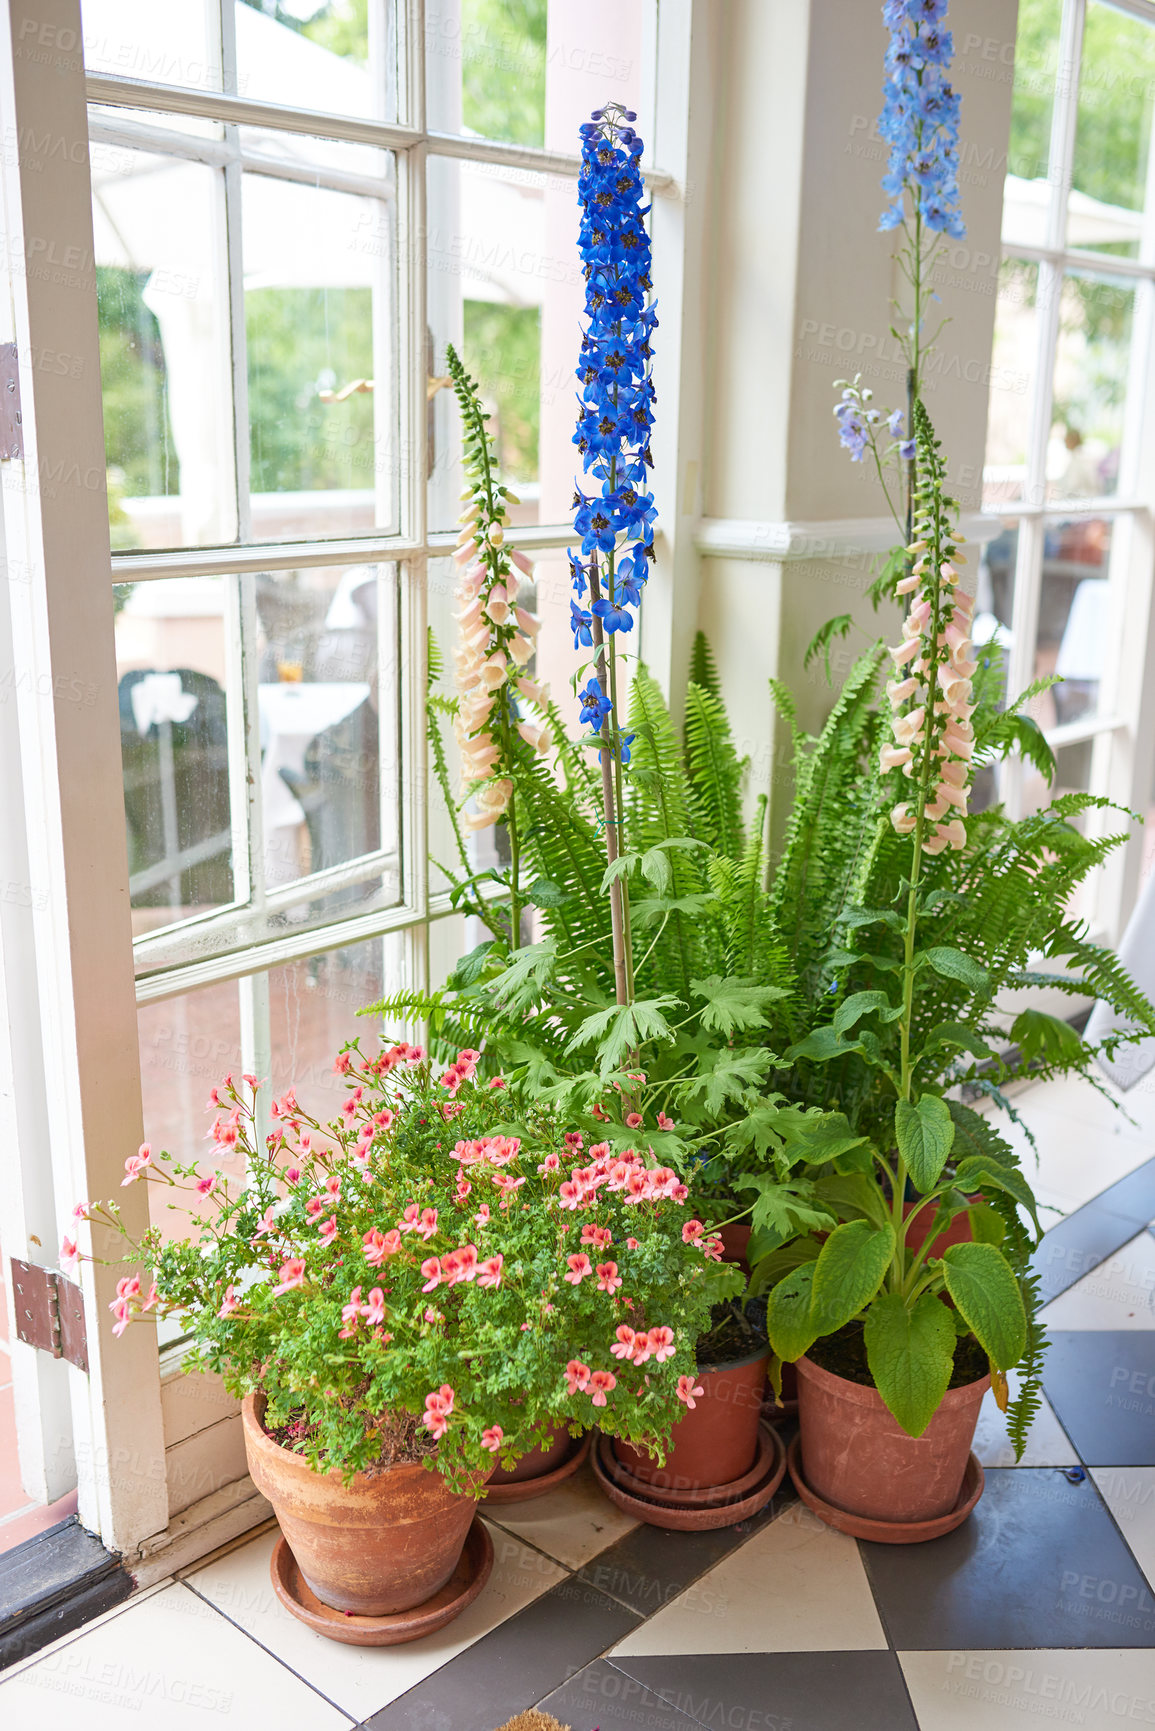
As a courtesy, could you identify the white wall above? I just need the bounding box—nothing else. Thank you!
[695,0,1019,827]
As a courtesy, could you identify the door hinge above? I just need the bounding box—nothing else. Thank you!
[0,343,22,461]
[9,1258,89,1372]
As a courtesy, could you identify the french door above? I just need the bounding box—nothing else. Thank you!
[0,0,696,1570]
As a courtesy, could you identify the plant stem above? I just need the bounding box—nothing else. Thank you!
[588,556,631,1009]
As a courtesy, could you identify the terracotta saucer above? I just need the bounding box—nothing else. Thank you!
[591,1425,786,1531]
[482,1432,591,1504]
[786,1435,985,1544]
[605,1422,778,1508]
[269,1515,494,1646]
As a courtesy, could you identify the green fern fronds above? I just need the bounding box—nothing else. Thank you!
[684,683,747,859]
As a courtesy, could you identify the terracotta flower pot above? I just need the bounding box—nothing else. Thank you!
[902,1193,980,1255]
[488,1429,574,1486]
[242,1393,483,1616]
[795,1353,989,1523]
[717,1221,752,1268]
[613,1344,769,1493]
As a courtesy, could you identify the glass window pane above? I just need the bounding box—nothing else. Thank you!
[1035,516,1115,726]
[267,939,393,1127]
[975,521,1019,653]
[255,563,395,889]
[93,149,235,548]
[138,979,243,1240]
[983,260,1037,510]
[234,0,398,122]
[1002,0,1062,247]
[427,0,548,142]
[1050,271,1133,501]
[82,0,221,90]
[1068,0,1155,259]
[242,163,397,541]
[426,1,651,530]
[116,577,235,937]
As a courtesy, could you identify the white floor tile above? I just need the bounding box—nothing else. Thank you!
[1091,1467,1155,1588]
[900,1649,1155,1729]
[484,1464,637,1568]
[0,1580,350,1728]
[0,1582,172,1682]
[997,1105,1152,1217]
[186,1519,565,1720]
[972,1371,1079,1468]
[610,1502,886,1655]
[1040,1231,1155,1330]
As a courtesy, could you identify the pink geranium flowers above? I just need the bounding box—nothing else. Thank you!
[87,1040,735,1491]
[422,1384,455,1439]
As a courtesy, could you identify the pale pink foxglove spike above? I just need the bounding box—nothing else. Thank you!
[516,675,548,706]
[514,606,541,638]
[479,656,508,690]
[510,548,534,576]
[940,759,968,787]
[922,832,949,856]
[938,781,968,811]
[880,744,913,772]
[887,675,920,707]
[896,572,920,594]
[452,541,480,564]
[924,792,951,823]
[462,808,501,833]
[484,585,511,625]
[891,804,917,834]
[936,818,967,850]
[507,635,535,667]
[893,706,925,746]
[477,778,513,812]
[890,637,921,668]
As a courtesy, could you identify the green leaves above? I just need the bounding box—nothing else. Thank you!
[489,939,558,1012]
[525,878,570,909]
[809,1221,895,1335]
[864,1294,957,1437]
[833,990,901,1036]
[1010,1008,1085,1068]
[599,837,707,898]
[680,1047,775,1115]
[785,1025,864,1065]
[920,1022,996,1064]
[734,1174,836,1244]
[923,946,990,994]
[895,1095,955,1192]
[765,1263,820,1363]
[940,1242,1027,1369]
[691,976,790,1036]
[952,1156,1040,1235]
[566,995,681,1078]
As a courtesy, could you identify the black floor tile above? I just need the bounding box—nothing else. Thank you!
[861,1467,1155,1648]
[537,1659,705,1729]
[356,1576,641,1730]
[1033,1204,1151,1301]
[576,1497,785,1618]
[1095,1158,1155,1227]
[1045,1329,1155,1465]
[608,1652,919,1731]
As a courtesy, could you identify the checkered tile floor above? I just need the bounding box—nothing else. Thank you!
[4,1071,1155,1730]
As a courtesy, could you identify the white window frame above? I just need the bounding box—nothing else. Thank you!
[995,0,1155,940]
[0,0,708,1572]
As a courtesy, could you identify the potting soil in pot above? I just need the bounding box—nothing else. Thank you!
[806,1319,987,1389]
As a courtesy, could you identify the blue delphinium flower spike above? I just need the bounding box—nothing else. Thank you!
[878,0,965,239]
[567,101,658,756]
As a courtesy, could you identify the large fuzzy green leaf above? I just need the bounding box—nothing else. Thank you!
[864,1293,956,1437]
